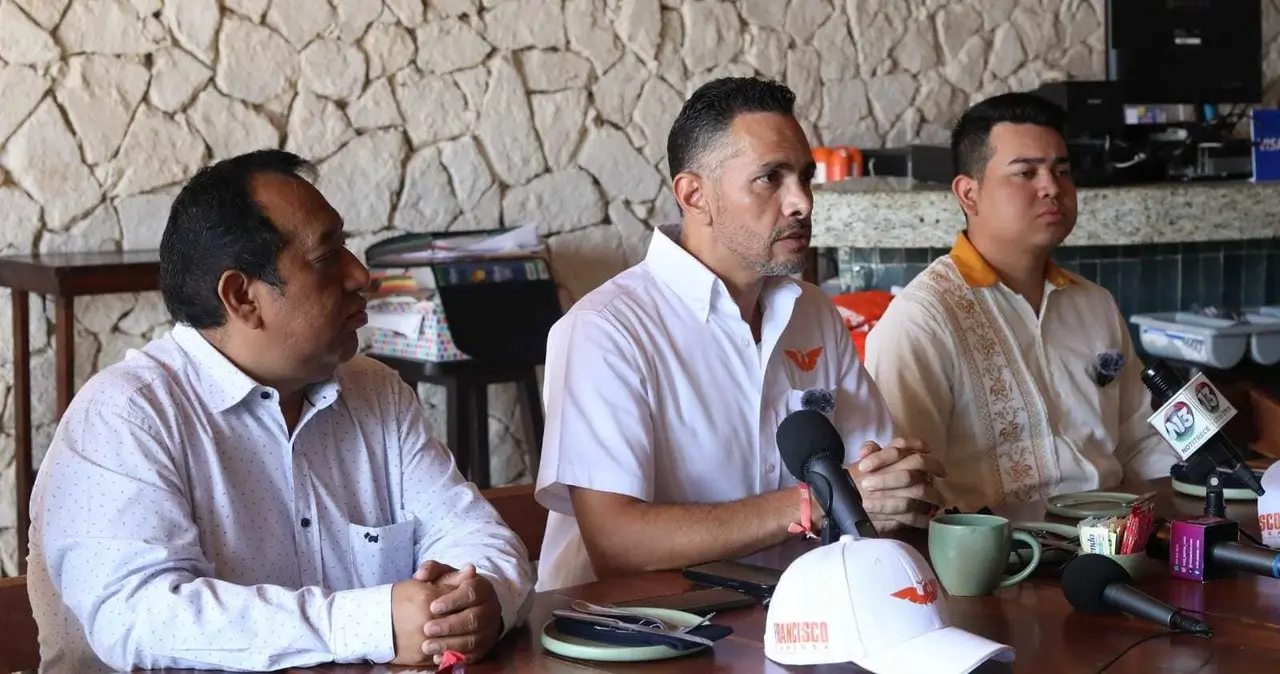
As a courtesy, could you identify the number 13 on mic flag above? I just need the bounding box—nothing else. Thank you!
[1147,372,1238,461]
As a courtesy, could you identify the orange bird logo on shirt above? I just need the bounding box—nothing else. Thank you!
[890,579,939,605]
[784,347,823,372]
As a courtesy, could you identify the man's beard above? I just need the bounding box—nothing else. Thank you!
[712,210,808,277]
[752,251,805,277]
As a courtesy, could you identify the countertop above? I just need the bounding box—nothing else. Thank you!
[811,177,1280,248]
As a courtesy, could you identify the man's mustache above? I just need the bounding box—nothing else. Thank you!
[771,221,812,241]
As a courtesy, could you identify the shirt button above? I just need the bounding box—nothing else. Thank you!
[300,517,312,528]
[767,463,777,474]
[260,391,271,400]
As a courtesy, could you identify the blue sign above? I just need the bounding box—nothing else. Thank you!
[1251,109,1280,181]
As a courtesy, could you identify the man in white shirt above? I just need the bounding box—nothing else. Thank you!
[534,77,946,591]
[864,93,1177,511]
[27,150,533,673]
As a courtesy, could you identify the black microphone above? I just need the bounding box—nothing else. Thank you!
[776,409,877,539]
[1146,519,1280,580]
[1061,554,1212,636]
[1140,360,1264,496]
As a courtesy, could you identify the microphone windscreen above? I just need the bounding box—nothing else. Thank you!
[799,388,836,415]
[776,409,844,479]
[1061,553,1132,613]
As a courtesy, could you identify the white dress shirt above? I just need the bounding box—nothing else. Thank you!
[864,234,1177,511]
[28,325,534,673]
[534,225,896,591]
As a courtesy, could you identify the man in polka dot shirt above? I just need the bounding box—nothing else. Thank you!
[26,150,534,672]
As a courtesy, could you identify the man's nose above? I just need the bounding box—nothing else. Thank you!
[785,179,812,219]
[345,249,371,291]
[1039,173,1061,199]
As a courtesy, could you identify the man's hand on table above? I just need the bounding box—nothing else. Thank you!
[406,561,504,665]
[389,575,452,666]
[849,438,947,532]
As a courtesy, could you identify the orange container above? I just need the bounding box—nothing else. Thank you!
[844,147,864,177]
[812,147,831,184]
[829,148,850,181]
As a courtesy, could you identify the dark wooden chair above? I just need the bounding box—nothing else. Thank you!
[0,250,161,573]
[0,575,38,672]
[481,484,549,559]
[375,355,543,489]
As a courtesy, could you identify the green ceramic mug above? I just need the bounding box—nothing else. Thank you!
[928,514,1042,597]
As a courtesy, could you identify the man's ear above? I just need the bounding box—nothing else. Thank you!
[951,173,980,218]
[672,172,709,223]
[217,270,265,330]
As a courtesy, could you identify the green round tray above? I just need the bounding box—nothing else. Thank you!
[1045,491,1141,519]
[540,607,710,663]
[1172,473,1262,501]
[1011,520,1080,566]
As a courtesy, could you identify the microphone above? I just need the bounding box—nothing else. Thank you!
[1061,554,1212,636]
[1146,519,1280,580]
[1140,360,1264,496]
[776,409,878,539]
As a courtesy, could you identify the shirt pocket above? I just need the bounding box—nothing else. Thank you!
[347,514,416,587]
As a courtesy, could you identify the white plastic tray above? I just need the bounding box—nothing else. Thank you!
[1130,312,1256,368]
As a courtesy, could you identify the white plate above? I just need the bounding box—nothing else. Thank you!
[540,607,711,663]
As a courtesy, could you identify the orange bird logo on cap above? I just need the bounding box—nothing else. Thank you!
[890,579,939,605]
[784,347,823,372]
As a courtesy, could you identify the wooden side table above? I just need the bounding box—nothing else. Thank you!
[0,251,160,573]
[372,355,544,489]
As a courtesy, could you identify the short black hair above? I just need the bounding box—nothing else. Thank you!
[160,149,316,329]
[950,92,1067,179]
[667,77,797,179]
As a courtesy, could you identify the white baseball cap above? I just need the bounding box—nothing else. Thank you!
[764,536,1015,673]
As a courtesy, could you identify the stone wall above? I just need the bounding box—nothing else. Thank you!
[2,0,1280,574]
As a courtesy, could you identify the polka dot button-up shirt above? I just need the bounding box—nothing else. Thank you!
[27,324,534,673]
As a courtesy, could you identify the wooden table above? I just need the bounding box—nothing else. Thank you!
[0,251,160,573]
[150,479,1280,672]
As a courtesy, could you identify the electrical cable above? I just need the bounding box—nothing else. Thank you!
[1239,529,1265,548]
[1094,601,1218,672]
[1095,630,1180,673]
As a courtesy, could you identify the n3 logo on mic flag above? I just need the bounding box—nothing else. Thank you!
[1147,372,1238,461]
[1162,402,1196,443]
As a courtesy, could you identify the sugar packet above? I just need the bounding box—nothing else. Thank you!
[1079,516,1119,554]
[1119,492,1158,554]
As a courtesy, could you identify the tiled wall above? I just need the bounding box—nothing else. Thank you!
[833,239,1280,321]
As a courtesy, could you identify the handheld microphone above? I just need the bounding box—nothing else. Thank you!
[1061,554,1212,636]
[1140,360,1264,496]
[776,409,878,539]
[1146,519,1280,580]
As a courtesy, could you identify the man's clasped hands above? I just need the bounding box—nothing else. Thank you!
[850,437,948,532]
[391,561,505,666]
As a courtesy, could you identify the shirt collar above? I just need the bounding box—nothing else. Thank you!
[949,231,1074,290]
[171,324,341,413]
[645,224,802,321]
